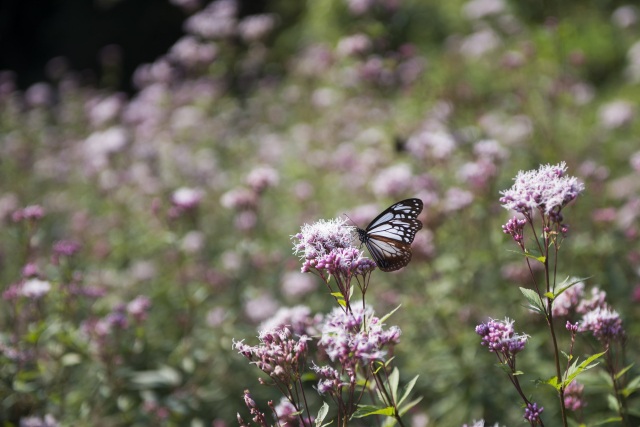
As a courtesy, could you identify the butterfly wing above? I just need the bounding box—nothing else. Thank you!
[364,237,413,272]
[358,198,423,272]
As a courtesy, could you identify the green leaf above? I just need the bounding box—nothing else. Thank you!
[606,393,619,411]
[130,366,182,388]
[523,251,545,263]
[13,380,38,393]
[544,376,560,390]
[591,417,623,426]
[61,352,82,366]
[352,405,395,417]
[388,367,399,403]
[398,396,423,416]
[563,351,605,388]
[330,291,347,307]
[315,402,330,427]
[625,374,640,393]
[553,276,591,298]
[301,372,318,382]
[614,363,634,380]
[519,287,545,314]
[628,405,640,417]
[379,304,402,324]
[398,375,419,407]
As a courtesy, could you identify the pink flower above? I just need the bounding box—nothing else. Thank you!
[127,295,152,322]
[238,14,276,42]
[21,279,52,299]
[246,166,279,192]
[172,187,204,209]
[13,205,45,222]
[499,162,584,216]
[598,100,635,129]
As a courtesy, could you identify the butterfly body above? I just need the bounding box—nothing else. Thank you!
[356,198,423,272]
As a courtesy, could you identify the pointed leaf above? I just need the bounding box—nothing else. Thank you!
[352,405,395,418]
[592,417,623,426]
[553,276,591,298]
[563,351,605,387]
[544,375,560,391]
[398,375,419,407]
[398,396,423,416]
[315,402,330,427]
[625,374,640,392]
[389,368,399,403]
[523,251,545,263]
[614,363,634,381]
[384,356,396,367]
[379,304,402,324]
[519,287,545,314]
[607,394,619,411]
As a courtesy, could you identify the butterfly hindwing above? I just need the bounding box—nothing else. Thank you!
[356,198,423,272]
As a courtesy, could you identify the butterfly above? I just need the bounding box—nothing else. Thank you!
[356,198,423,272]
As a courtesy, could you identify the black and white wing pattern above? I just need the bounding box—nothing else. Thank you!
[356,198,423,272]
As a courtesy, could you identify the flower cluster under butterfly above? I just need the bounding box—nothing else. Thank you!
[355,198,423,272]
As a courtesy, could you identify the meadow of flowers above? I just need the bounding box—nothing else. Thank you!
[1,0,640,425]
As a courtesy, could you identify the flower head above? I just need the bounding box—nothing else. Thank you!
[21,279,52,299]
[53,240,81,257]
[315,246,376,276]
[233,327,310,386]
[564,380,586,411]
[127,295,152,322]
[523,402,544,423]
[311,363,344,395]
[579,306,625,343]
[273,396,313,426]
[292,218,355,270]
[319,306,401,374]
[475,317,528,357]
[499,162,584,218]
[171,187,204,210]
[246,165,279,193]
[258,305,320,337]
[12,205,45,222]
[576,286,607,314]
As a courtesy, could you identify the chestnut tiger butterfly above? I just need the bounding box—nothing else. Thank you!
[356,198,423,272]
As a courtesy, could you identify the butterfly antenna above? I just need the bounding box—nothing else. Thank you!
[343,213,356,226]
[343,213,365,247]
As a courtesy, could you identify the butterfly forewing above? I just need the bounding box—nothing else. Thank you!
[356,198,423,272]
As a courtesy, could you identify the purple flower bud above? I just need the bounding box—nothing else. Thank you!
[566,321,579,333]
[564,381,586,411]
[502,216,527,244]
[523,402,544,422]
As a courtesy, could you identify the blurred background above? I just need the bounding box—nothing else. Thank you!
[0,0,639,425]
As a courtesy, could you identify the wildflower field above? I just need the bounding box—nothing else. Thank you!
[2,0,640,426]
